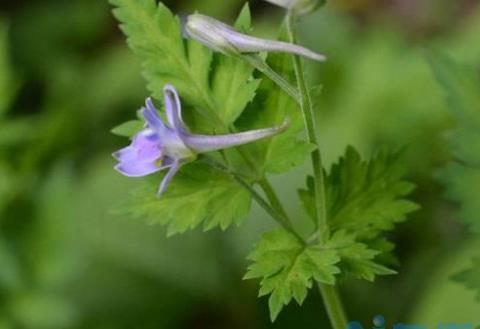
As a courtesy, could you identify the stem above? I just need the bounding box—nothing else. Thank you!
[285,13,328,241]
[258,177,290,221]
[286,12,349,329]
[201,155,303,242]
[318,284,349,329]
[241,54,301,104]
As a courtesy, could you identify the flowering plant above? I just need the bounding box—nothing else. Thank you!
[110,0,419,324]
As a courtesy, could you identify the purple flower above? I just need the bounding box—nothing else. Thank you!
[185,14,326,61]
[114,85,288,197]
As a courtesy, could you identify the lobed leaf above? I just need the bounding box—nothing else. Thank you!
[299,147,419,239]
[121,162,252,235]
[429,52,480,298]
[110,0,261,130]
[244,229,340,321]
[324,231,396,281]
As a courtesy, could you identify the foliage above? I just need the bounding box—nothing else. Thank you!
[244,229,340,321]
[300,147,418,243]
[122,162,252,235]
[245,147,416,319]
[109,0,313,234]
[430,52,480,300]
[4,0,479,327]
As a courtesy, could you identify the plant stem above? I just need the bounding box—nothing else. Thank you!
[318,284,349,329]
[200,155,303,242]
[258,177,290,222]
[286,12,348,329]
[285,13,328,241]
[241,53,301,104]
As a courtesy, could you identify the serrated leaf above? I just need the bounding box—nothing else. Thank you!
[429,53,480,298]
[110,0,214,116]
[121,162,252,234]
[300,147,419,239]
[244,229,340,321]
[324,231,396,281]
[327,147,418,238]
[111,120,143,137]
[429,53,480,233]
[110,0,261,131]
[298,147,415,280]
[452,257,480,301]
[439,163,480,233]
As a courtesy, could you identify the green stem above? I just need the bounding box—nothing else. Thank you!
[286,13,328,240]
[258,177,290,224]
[286,12,348,329]
[318,284,349,329]
[241,54,301,104]
[201,155,302,242]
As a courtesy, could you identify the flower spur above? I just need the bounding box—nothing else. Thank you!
[113,85,288,197]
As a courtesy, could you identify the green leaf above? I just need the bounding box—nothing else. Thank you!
[121,162,252,235]
[429,53,480,233]
[110,0,217,124]
[238,42,314,174]
[324,231,396,281]
[440,163,480,233]
[111,120,143,137]
[300,147,419,239]
[452,257,480,301]
[429,53,480,298]
[326,147,418,238]
[244,229,340,321]
[428,52,480,141]
[110,0,261,130]
[297,147,415,281]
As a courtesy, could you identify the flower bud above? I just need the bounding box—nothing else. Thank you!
[185,14,326,61]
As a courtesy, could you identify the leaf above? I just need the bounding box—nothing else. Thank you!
[237,39,314,174]
[452,257,480,301]
[110,0,261,130]
[110,0,207,108]
[324,231,396,281]
[429,52,480,298]
[429,53,480,232]
[440,163,480,233]
[428,52,480,139]
[326,147,419,239]
[111,120,143,137]
[121,162,252,235]
[300,147,419,239]
[244,229,340,321]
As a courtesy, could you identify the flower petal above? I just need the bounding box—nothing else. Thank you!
[143,98,167,131]
[157,161,182,197]
[163,84,188,132]
[113,130,162,163]
[115,161,164,177]
[181,120,289,153]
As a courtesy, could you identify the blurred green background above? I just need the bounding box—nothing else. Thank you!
[0,0,479,328]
